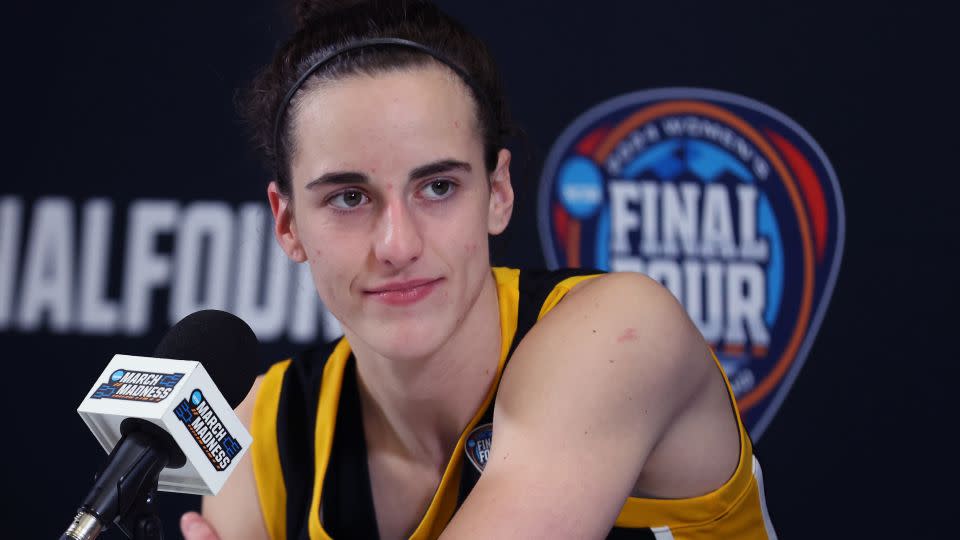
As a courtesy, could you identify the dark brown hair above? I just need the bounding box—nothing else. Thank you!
[242,0,513,196]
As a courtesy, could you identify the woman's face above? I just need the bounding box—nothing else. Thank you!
[271,65,513,361]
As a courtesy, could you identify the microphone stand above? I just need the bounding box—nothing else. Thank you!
[114,476,163,540]
[62,421,185,540]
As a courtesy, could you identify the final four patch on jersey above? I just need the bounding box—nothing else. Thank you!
[465,423,493,473]
[539,88,845,440]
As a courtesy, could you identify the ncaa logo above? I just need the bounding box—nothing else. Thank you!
[539,88,844,439]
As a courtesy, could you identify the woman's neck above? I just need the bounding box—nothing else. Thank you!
[349,271,503,466]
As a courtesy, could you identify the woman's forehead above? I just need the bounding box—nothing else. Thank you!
[289,65,484,180]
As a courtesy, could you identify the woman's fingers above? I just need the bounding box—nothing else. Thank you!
[180,511,220,540]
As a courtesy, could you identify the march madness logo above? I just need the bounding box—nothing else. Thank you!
[173,389,243,471]
[90,369,184,403]
[539,88,844,439]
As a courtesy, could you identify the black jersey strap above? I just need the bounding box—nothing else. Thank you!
[275,339,340,540]
[320,357,381,539]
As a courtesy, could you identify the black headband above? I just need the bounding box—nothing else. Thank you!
[272,37,490,182]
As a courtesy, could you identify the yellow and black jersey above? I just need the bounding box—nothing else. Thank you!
[251,267,777,539]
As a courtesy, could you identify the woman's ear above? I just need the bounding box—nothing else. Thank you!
[487,149,515,235]
[267,181,307,262]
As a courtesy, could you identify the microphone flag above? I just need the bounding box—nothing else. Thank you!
[77,353,252,496]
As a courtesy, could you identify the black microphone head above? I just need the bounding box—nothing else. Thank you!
[153,310,260,409]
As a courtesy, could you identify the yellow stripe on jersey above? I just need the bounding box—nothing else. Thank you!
[252,358,292,540]
[612,349,769,539]
[307,339,352,540]
[536,272,603,321]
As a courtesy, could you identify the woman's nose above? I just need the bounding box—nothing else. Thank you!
[373,198,423,268]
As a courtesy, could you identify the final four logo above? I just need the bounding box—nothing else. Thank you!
[465,423,493,473]
[539,88,844,439]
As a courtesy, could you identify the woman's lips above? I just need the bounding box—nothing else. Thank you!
[364,278,442,306]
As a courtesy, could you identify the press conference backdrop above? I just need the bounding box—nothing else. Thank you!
[2,2,952,538]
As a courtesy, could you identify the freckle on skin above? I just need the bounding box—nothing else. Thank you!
[617,327,638,343]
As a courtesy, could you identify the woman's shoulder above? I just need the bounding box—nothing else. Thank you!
[502,269,715,428]
[529,268,686,324]
[507,268,711,400]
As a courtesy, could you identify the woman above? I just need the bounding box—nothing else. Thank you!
[181,1,776,538]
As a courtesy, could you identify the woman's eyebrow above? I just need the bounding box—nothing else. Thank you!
[409,159,471,180]
[305,171,368,190]
[304,159,470,190]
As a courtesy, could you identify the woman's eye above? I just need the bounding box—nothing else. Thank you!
[421,179,456,200]
[328,190,368,209]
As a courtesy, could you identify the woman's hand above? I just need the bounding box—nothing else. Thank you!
[181,512,221,540]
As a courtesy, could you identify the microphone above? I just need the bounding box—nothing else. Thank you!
[61,310,259,540]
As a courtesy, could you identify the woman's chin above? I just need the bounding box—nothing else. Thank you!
[382,334,444,362]
[354,319,453,363]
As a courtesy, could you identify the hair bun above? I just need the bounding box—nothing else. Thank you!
[293,0,371,28]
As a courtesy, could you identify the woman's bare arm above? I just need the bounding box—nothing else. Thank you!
[442,272,719,539]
